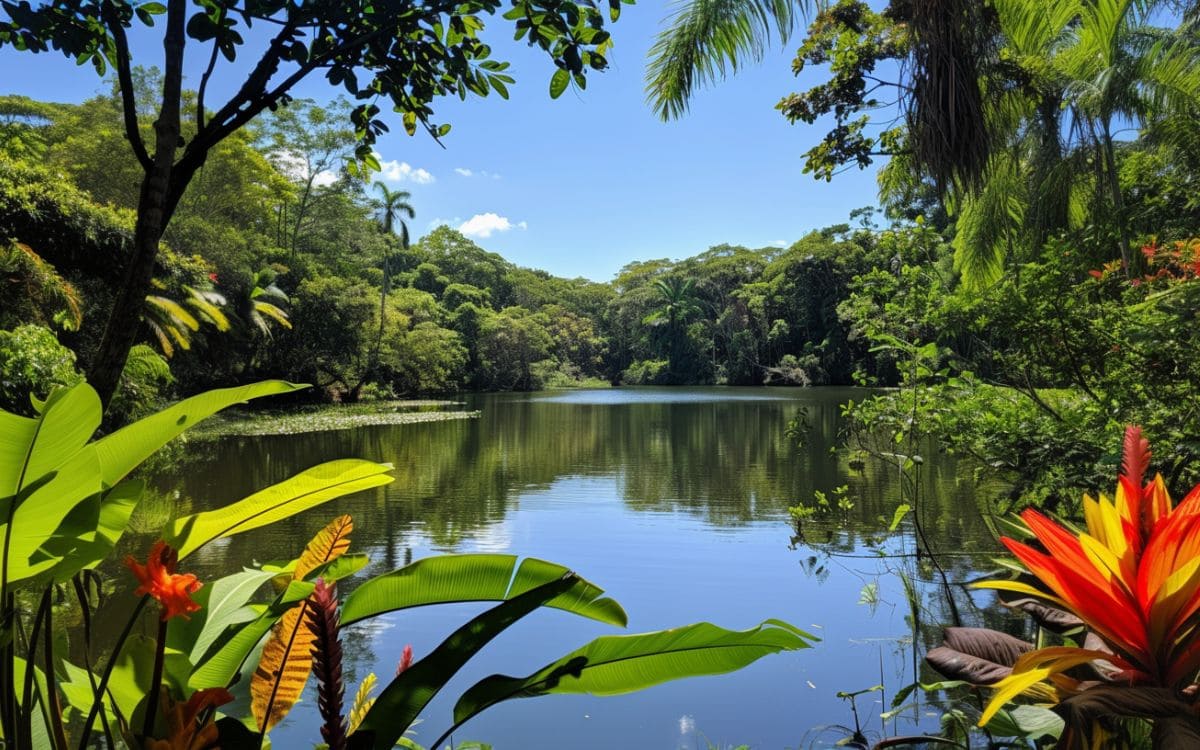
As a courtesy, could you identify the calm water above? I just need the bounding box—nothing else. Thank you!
[143,387,1011,749]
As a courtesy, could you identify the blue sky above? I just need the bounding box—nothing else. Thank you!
[0,2,887,281]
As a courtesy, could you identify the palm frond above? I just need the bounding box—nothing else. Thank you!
[951,154,1027,290]
[183,286,231,332]
[645,0,804,120]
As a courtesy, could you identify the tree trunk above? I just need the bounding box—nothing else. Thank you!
[88,0,188,409]
[1102,121,1133,273]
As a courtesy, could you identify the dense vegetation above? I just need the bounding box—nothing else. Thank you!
[5,20,1200,512]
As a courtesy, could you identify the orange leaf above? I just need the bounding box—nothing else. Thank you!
[250,515,353,733]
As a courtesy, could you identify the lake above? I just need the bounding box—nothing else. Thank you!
[146,386,1012,749]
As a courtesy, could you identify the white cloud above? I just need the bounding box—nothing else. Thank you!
[770,239,788,248]
[312,170,339,187]
[454,167,501,179]
[458,213,527,239]
[375,154,435,184]
[426,217,461,231]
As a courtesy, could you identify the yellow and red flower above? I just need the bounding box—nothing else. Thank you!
[125,541,203,621]
[977,426,1200,724]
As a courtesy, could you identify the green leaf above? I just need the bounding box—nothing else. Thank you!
[0,384,107,581]
[188,580,314,690]
[166,459,393,559]
[93,381,307,487]
[168,567,277,664]
[549,68,570,98]
[889,503,912,531]
[986,704,1064,740]
[340,555,626,628]
[348,574,581,750]
[450,620,814,731]
[38,479,143,582]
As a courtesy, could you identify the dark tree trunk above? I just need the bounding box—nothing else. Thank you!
[88,0,189,409]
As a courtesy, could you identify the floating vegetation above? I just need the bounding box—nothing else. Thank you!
[190,400,480,439]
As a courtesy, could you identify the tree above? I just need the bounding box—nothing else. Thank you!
[644,276,704,382]
[0,0,624,409]
[646,0,998,189]
[372,181,415,355]
[260,98,358,256]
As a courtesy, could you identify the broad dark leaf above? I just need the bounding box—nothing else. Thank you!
[997,588,1084,633]
[942,627,1032,668]
[1152,715,1200,747]
[926,627,1033,685]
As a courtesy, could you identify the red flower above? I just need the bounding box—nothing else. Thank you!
[397,644,414,676]
[208,272,219,283]
[125,541,203,620]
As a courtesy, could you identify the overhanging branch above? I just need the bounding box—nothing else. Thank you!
[100,1,152,170]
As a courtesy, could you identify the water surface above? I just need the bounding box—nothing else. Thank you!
[148,387,1009,749]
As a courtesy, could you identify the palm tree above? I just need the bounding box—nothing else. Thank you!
[645,0,997,189]
[644,276,705,380]
[371,181,416,351]
[143,282,230,358]
[947,0,1200,286]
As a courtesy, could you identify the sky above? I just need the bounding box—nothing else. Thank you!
[0,2,887,281]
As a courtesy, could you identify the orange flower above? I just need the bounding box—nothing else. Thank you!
[976,426,1200,724]
[125,541,203,620]
[146,688,233,750]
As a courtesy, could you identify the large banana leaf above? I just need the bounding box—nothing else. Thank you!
[446,620,815,740]
[166,460,392,559]
[92,381,307,486]
[340,555,627,628]
[348,574,582,750]
[36,480,142,583]
[1,381,306,584]
[251,515,354,732]
[1,385,104,582]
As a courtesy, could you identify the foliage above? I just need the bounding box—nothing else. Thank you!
[0,324,83,415]
[0,0,631,408]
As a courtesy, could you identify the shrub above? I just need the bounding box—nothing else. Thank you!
[621,358,670,385]
[0,323,83,414]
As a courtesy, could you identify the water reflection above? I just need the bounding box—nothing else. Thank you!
[138,387,1010,748]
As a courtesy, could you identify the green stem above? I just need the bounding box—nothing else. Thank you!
[141,614,169,741]
[20,589,51,746]
[42,593,67,749]
[76,595,148,750]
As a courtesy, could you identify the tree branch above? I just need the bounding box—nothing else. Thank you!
[198,16,300,143]
[189,22,400,166]
[196,3,230,130]
[100,1,152,170]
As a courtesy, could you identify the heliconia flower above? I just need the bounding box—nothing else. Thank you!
[125,541,203,621]
[397,644,414,676]
[146,688,233,750]
[975,426,1200,725]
